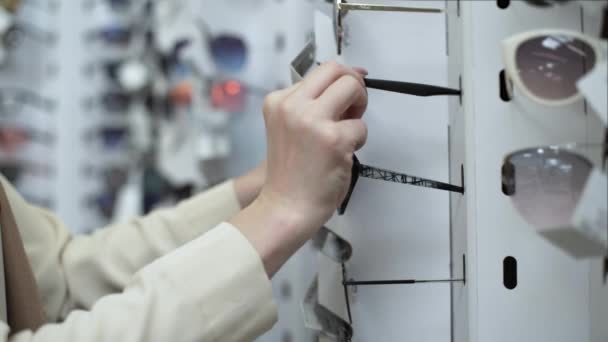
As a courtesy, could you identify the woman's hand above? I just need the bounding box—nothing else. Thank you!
[230,62,368,276]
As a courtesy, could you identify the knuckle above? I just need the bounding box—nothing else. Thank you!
[289,110,312,130]
[278,98,297,117]
[318,127,341,147]
[263,92,280,113]
[342,74,361,89]
[323,60,344,75]
[356,120,368,139]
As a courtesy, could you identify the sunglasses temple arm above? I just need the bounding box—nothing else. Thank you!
[343,278,464,286]
[603,128,608,171]
[340,3,443,13]
[358,163,465,193]
[364,78,461,96]
[338,156,464,215]
[338,155,362,215]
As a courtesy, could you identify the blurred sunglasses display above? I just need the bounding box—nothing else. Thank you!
[0,126,29,153]
[210,79,246,113]
[99,91,133,112]
[210,34,247,73]
[0,160,51,184]
[332,0,442,55]
[0,126,54,153]
[87,23,135,45]
[1,18,56,50]
[501,144,605,230]
[502,29,607,106]
[100,59,150,92]
[0,88,55,115]
[84,126,130,149]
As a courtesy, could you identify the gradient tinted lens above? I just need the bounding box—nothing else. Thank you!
[209,35,247,72]
[504,148,593,229]
[515,35,596,101]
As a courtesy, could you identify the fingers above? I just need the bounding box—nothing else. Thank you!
[315,74,368,121]
[297,61,365,100]
[263,82,301,116]
[335,119,368,152]
[351,67,368,77]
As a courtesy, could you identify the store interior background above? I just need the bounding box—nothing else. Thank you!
[0,0,606,341]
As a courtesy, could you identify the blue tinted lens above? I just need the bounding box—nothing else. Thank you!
[210,35,247,72]
[100,127,128,148]
[101,26,131,44]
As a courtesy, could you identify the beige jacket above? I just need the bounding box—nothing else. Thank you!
[0,176,277,341]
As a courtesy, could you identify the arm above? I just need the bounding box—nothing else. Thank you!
[2,223,276,342]
[6,164,264,321]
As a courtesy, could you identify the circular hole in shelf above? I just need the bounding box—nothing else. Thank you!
[497,0,510,9]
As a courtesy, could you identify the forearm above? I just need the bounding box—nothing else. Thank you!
[230,193,319,277]
[60,181,242,312]
[6,224,276,342]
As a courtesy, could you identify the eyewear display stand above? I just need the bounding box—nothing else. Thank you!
[447,2,607,342]
[297,5,461,341]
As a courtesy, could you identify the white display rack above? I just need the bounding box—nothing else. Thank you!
[447,1,607,342]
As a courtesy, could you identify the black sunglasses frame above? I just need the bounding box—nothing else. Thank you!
[339,155,465,215]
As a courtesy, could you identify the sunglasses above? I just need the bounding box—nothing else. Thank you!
[303,277,353,341]
[313,226,353,263]
[0,159,52,184]
[339,155,464,214]
[98,91,133,112]
[501,144,605,230]
[0,87,55,115]
[2,19,56,48]
[86,23,134,46]
[197,19,248,74]
[306,254,465,340]
[292,40,462,98]
[502,29,607,106]
[332,0,443,55]
[84,126,130,149]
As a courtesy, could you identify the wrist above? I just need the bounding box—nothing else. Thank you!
[234,162,266,208]
[229,193,310,277]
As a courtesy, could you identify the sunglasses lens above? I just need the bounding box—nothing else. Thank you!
[210,35,246,72]
[515,35,596,101]
[506,148,592,228]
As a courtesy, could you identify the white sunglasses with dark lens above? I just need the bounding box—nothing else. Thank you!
[502,29,607,106]
[332,0,443,55]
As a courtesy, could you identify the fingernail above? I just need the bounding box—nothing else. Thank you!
[353,67,368,76]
